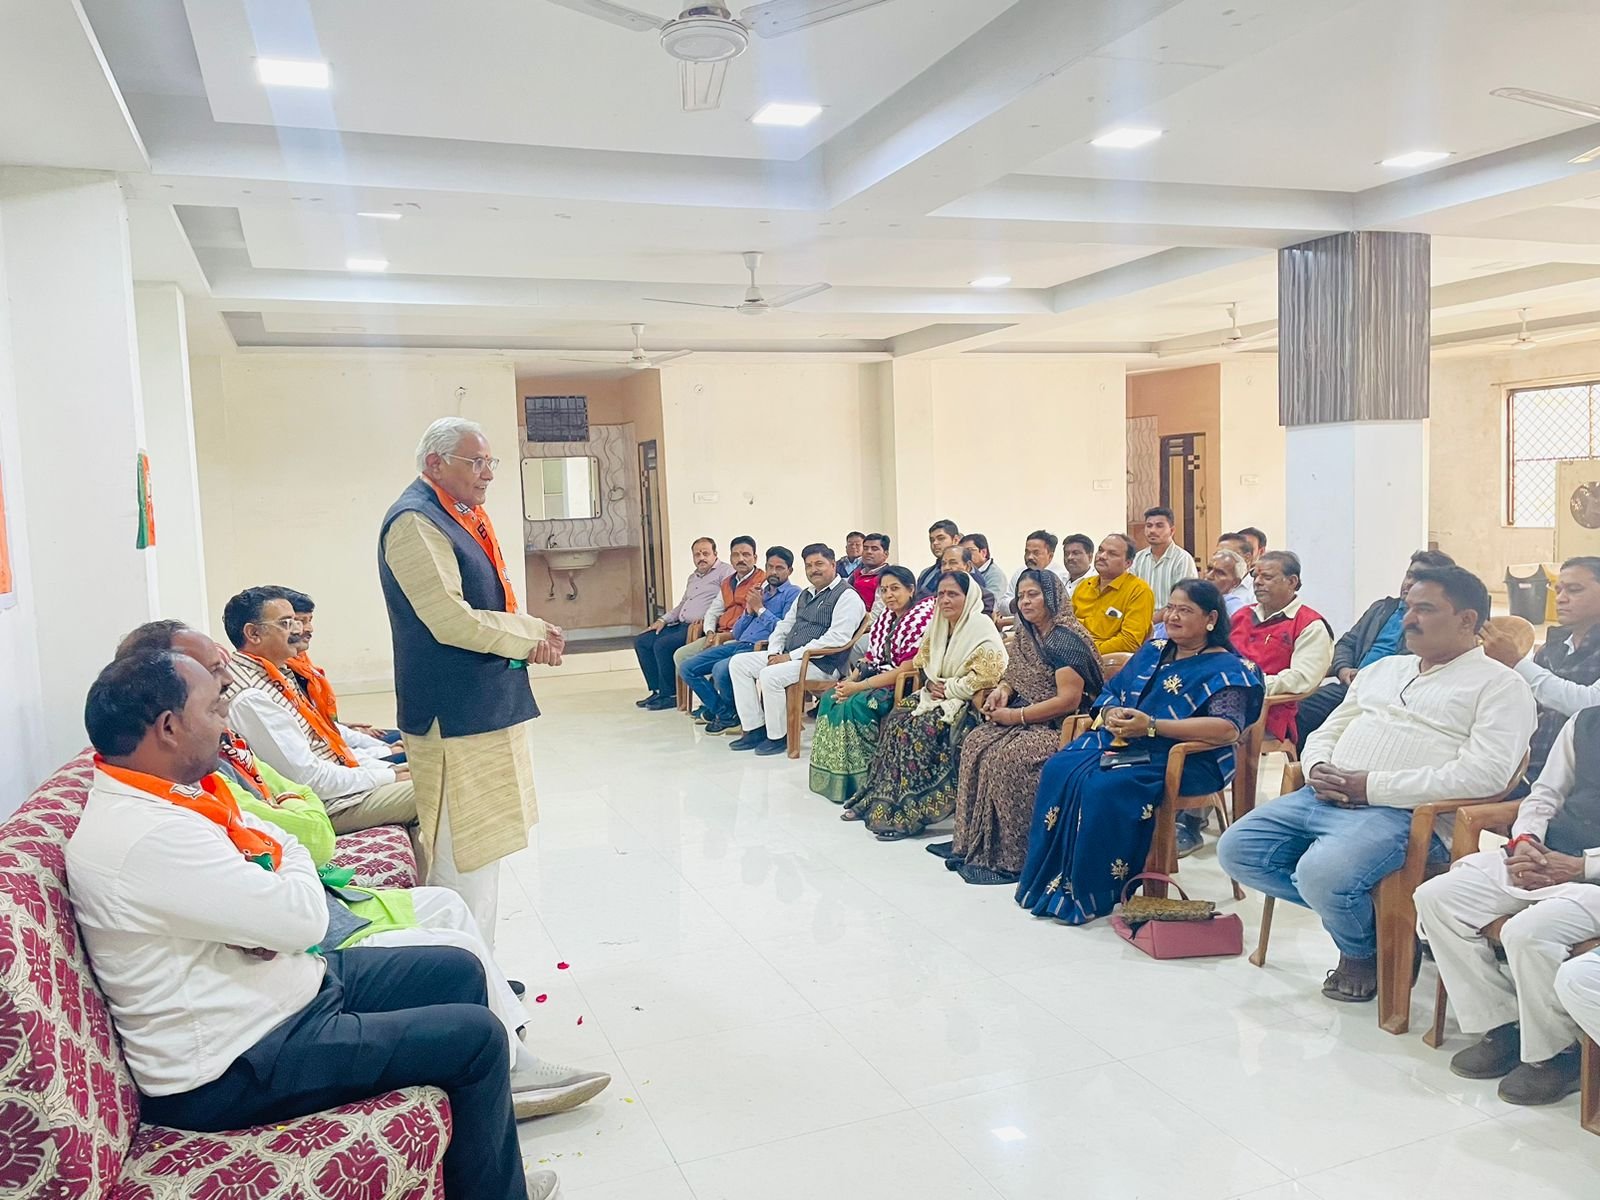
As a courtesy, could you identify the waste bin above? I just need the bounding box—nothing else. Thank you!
[1540,562,1560,623]
[1505,564,1550,623]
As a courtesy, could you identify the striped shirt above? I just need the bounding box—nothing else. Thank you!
[1132,543,1199,606]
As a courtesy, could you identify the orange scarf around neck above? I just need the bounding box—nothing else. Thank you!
[424,477,519,613]
[287,652,340,725]
[240,652,359,766]
[96,756,283,870]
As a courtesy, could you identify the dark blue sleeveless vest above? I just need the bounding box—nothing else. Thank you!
[379,477,539,738]
[1546,707,1600,857]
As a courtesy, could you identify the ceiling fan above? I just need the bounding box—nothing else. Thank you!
[1155,303,1278,357]
[1491,88,1600,164]
[555,323,693,369]
[644,250,830,315]
[1433,307,1600,352]
[545,0,897,111]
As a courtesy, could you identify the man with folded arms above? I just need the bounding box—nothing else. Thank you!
[224,587,417,835]
[634,536,731,710]
[66,651,562,1200]
[1416,709,1600,1105]
[670,534,765,715]
[679,546,799,734]
[1219,566,1536,1003]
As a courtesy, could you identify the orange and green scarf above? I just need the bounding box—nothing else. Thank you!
[96,756,282,871]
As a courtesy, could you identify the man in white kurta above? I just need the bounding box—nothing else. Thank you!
[1416,710,1600,1105]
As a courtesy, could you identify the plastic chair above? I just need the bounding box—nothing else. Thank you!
[784,615,874,759]
[1231,689,1317,821]
[674,620,704,712]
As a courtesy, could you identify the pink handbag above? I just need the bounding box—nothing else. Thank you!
[1110,873,1244,959]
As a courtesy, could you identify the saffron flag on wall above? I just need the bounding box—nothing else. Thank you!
[0,450,14,610]
[136,450,156,549]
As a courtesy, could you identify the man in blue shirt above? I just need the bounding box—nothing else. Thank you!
[1292,549,1455,749]
[680,547,800,734]
[838,532,865,580]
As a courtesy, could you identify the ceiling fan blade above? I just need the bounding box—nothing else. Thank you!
[681,59,728,112]
[647,350,694,365]
[544,0,668,32]
[767,282,831,308]
[642,297,739,310]
[741,0,896,38]
[553,355,628,364]
[1491,87,1600,122]
[1570,142,1600,165]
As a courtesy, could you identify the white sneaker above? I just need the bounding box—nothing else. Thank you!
[510,1059,612,1120]
[525,1166,561,1200]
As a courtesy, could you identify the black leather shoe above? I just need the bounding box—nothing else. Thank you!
[753,737,789,756]
[1499,1045,1582,1105]
[729,730,765,751]
[635,694,660,708]
[644,695,676,711]
[1451,1022,1520,1079]
[509,979,526,998]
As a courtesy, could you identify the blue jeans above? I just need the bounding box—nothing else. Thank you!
[1216,785,1448,959]
[679,641,751,718]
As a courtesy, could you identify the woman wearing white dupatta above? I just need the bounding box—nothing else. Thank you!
[843,571,1008,840]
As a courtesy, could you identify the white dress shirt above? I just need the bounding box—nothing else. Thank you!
[770,575,867,660]
[228,688,397,807]
[1514,655,1600,717]
[66,770,329,1095]
[1512,718,1600,882]
[1303,647,1536,809]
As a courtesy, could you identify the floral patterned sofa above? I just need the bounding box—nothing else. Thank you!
[0,752,451,1199]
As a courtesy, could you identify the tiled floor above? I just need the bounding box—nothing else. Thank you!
[493,678,1599,1200]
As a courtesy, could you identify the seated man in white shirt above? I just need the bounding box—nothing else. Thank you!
[728,542,868,757]
[67,651,561,1200]
[223,586,417,837]
[1416,709,1600,1106]
[1218,566,1536,1003]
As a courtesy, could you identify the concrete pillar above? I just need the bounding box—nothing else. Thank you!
[3,171,156,763]
[1279,231,1430,633]
[135,283,209,632]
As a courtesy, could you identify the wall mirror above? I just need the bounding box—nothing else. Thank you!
[521,456,600,520]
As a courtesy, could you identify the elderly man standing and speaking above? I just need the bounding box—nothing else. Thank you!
[379,417,562,949]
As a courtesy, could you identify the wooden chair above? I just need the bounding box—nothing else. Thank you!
[1141,740,1242,902]
[893,667,923,704]
[1101,652,1132,680]
[1422,800,1600,1134]
[673,620,704,712]
[784,614,874,759]
[1250,758,1527,1035]
[1230,689,1317,822]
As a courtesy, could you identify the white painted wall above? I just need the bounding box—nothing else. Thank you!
[1286,420,1428,635]
[136,283,209,631]
[3,173,156,769]
[657,362,888,596]
[1219,359,1285,544]
[193,352,522,693]
[0,202,48,814]
[1426,345,1600,588]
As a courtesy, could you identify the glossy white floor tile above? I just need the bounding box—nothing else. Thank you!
[503,680,1598,1197]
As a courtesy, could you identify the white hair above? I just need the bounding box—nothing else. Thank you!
[415,417,486,472]
[1210,547,1248,578]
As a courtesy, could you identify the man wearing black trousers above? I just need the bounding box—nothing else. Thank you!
[67,651,558,1200]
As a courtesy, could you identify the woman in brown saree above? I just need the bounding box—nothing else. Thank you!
[931,568,1104,885]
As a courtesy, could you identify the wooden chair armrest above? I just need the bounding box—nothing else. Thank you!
[1163,740,1213,799]
[797,616,872,690]
[1266,687,1319,708]
[753,640,768,651]
[687,620,704,640]
[707,631,732,647]
[1282,762,1306,793]
[894,667,924,704]
[1061,713,1093,748]
[1451,799,1523,859]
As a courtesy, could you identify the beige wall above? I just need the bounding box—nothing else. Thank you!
[1126,365,1223,552]
[193,352,522,692]
[657,362,885,597]
[1218,359,1285,546]
[1427,344,1600,588]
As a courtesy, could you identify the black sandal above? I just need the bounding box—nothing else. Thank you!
[1321,959,1378,1003]
[874,830,913,841]
[958,864,1020,886]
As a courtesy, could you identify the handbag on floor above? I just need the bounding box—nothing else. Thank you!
[1111,873,1243,959]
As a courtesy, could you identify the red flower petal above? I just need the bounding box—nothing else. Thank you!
[575,1016,583,1026]
[556,962,570,970]
[534,994,548,1004]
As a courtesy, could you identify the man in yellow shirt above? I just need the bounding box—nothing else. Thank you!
[1073,533,1156,654]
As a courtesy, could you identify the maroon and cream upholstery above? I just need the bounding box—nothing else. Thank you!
[0,752,449,1199]
[330,825,419,891]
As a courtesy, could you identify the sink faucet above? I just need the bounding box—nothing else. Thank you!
[545,533,558,549]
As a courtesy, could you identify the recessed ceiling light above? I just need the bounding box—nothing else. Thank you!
[256,58,330,89]
[969,275,1012,288]
[1090,127,1162,149]
[1380,150,1452,168]
[357,211,402,221]
[752,102,823,127]
[345,257,388,272]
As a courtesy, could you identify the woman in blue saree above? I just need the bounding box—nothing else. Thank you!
[1015,578,1264,925]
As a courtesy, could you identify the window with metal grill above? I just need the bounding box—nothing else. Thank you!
[525,395,589,443]
[1507,380,1599,527]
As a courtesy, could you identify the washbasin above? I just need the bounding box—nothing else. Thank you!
[539,548,600,572]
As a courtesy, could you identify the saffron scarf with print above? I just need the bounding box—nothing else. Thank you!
[287,652,341,726]
[423,476,519,613]
[96,756,282,871]
[239,652,359,766]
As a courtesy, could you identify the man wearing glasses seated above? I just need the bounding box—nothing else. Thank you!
[224,586,417,837]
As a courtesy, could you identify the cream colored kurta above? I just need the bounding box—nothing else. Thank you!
[383,511,552,874]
